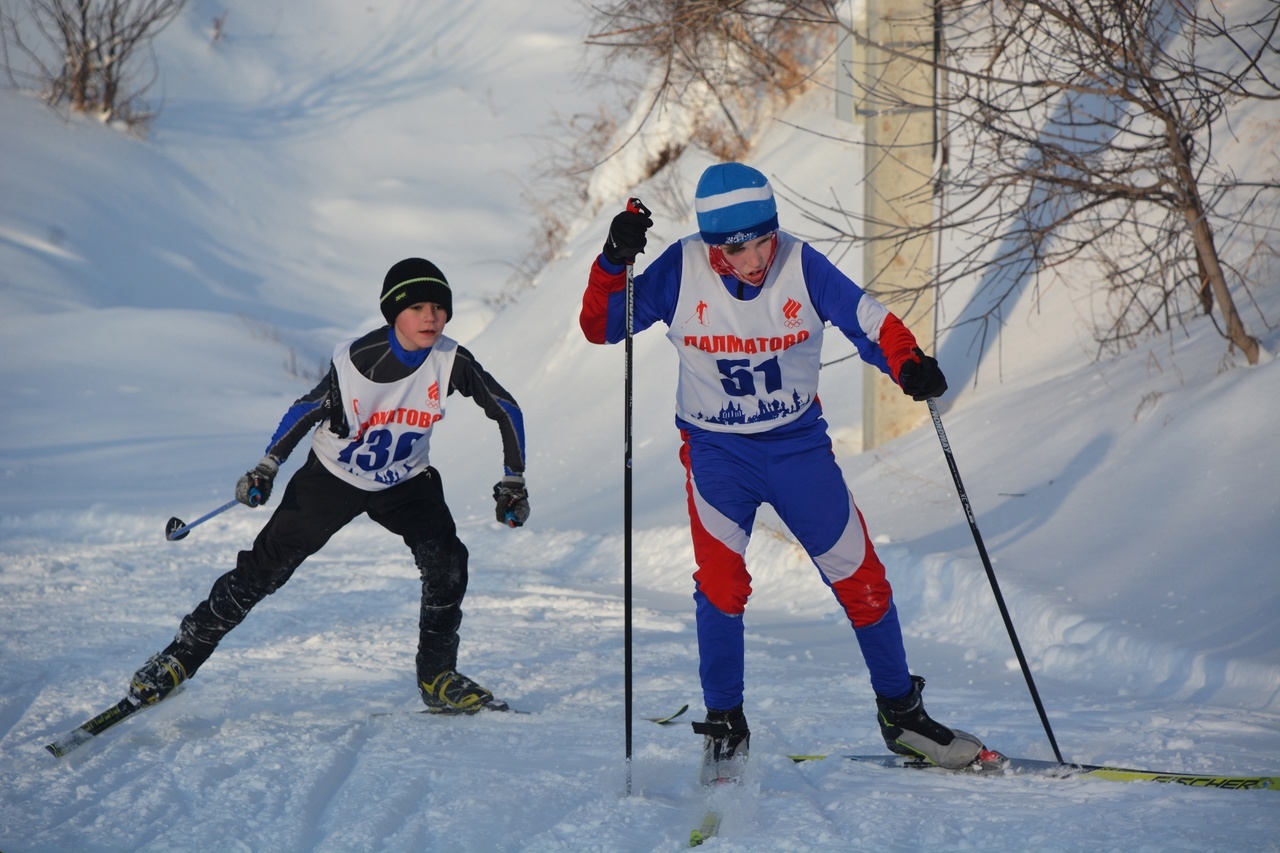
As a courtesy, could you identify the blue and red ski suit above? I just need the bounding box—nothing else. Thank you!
[580,232,925,710]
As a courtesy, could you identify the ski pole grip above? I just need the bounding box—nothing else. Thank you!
[626,197,650,218]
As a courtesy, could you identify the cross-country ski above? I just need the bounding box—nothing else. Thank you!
[646,704,690,725]
[44,696,150,759]
[689,808,721,847]
[792,753,1279,791]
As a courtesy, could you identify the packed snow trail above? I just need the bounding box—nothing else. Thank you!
[3,516,1278,851]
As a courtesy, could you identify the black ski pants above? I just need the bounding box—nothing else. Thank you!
[174,451,469,682]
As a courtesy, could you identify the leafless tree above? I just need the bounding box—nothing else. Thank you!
[505,2,831,299]
[585,0,1279,365]
[854,0,1276,364]
[585,0,834,162]
[1,0,189,131]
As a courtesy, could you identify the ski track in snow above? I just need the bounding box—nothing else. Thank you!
[2,517,1278,852]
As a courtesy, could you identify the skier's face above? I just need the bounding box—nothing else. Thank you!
[720,234,775,286]
[393,302,448,351]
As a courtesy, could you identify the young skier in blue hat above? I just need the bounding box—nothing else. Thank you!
[581,163,993,782]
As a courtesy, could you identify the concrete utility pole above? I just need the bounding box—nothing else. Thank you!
[846,0,939,450]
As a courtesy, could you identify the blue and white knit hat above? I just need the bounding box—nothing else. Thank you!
[695,163,779,245]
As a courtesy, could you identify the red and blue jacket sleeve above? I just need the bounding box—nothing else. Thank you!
[579,243,684,344]
[800,243,921,383]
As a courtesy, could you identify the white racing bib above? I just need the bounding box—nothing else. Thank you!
[667,233,823,433]
[312,335,457,490]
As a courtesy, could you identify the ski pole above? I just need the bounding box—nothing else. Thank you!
[165,498,239,541]
[622,196,649,795]
[926,398,1065,764]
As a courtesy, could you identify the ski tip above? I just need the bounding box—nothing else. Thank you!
[647,703,690,725]
[44,727,93,759]
[788,754,828,763]
[689,810,721,847]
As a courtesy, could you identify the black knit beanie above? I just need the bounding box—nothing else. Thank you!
[380,258,452,324]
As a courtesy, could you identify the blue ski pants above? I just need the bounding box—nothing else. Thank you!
[679,417,913,710]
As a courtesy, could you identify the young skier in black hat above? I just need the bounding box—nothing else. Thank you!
[129,258,529,714]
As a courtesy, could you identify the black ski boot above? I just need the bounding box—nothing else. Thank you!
[128,637,214,706]
[419,669,502,714]
[876,676,984,770]
[693,704,750,785]
[129,653,189,705]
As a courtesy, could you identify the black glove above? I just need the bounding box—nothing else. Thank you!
[898,347,948,401]
[235,456,279,507]
[493,476,530,528]
[602,208,653,266]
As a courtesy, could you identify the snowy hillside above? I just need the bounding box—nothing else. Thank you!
[2,1,1278,851]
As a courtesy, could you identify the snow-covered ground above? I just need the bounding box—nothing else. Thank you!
[1,2,1278,851]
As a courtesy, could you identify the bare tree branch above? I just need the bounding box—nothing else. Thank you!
[584,0,837,160]
[2,0,189,132]
[806,0,1275,364]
